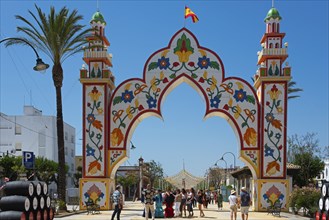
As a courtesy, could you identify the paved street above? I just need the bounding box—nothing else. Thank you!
[56,201,311,220]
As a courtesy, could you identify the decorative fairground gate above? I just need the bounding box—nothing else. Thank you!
[79,7,291,211]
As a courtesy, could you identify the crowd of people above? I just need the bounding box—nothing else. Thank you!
[110,184,251,220]
[139,184,251,220]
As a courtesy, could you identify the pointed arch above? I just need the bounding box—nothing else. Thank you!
[108,28,261,179]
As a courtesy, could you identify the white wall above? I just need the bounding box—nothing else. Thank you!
[0,106,76,188]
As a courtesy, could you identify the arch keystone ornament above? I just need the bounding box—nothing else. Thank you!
[80,7,292,212]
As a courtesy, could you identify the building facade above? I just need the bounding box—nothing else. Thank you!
[0,105,76,189]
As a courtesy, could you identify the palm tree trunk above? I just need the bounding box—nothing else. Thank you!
[52,64,66,209]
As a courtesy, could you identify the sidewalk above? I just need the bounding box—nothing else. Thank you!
[56,201,312,220]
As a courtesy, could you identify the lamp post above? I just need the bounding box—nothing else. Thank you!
[220,152,236,189]
[138,157,144,199]
[214,158,227,186]
[0,37,49,72]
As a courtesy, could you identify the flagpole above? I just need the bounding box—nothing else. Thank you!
[184,5,186,28]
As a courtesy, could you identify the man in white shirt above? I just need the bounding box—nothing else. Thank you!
[228,190,238,220]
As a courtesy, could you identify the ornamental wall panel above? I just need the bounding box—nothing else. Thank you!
[261,82,287,178]
[257,179,289,211]
[83,84,107,177]
[79,178,114,210]
[109,29,260,174]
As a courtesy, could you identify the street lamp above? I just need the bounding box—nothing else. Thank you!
[0,37,49,72]
[220,152,236,189]
[214,158,227,186]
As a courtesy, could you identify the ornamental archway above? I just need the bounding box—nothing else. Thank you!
[80,10,291,212]
[109,28,260,179]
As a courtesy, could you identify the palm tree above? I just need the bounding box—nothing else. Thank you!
[288,80,303,99]
[5,5,92,207]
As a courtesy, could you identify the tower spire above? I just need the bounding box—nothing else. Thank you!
[272,0,274,8]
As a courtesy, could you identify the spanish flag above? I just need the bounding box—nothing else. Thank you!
[185,6,199,23]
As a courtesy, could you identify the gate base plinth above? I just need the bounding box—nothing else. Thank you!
[254,178,291,212]
[79,178,115,210]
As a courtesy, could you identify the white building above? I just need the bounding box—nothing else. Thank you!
[0,105,76,190]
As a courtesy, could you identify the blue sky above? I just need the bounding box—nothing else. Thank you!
[0,1,328,177]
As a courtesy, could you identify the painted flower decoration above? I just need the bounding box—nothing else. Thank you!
[265,113,275,123]
[88,160,101,175]
[233,89,247,102]
[87,114,103,131]
[157,56,170,70]
[86,145,95,156]
[265,145,274,157]
[243,127,257,146]
[110,128,124,147]
[85,184,104,204]
[197,56,210,69]
[174,33,194,63]
[87,114,96,124]
[266,161,280,175]
[121,90,134,103]
[210,96,221,108]
[263,185,284,205]
[267,84,282,100]
[147,97,157,109]
[89,87,102,101]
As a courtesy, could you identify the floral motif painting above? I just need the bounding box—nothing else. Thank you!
[84,85,106,177]
[109,28,260,160]
[259,180,288,210]
[262,82,286,178]
[80,178,110,209]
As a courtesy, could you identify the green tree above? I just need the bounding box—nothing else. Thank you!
[34,157,59,185]
[207,167,224,189]
[73,166,82,188]
[0,155,24,180]
[288,133,324,186]
[5,4,93,206]
[288,80,303,100]
[147,160,164,187]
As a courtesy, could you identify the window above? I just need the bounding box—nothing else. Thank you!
[65,147,68,155]
[65,132,68,141]
[71,135,75,143]
[15,125,22,135]
[71,163,74,172]
[275,43,279,48]
[15,142,22,151]
[71,149,74,157]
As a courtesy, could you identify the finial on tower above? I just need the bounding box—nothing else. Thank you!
[272,0,275,8]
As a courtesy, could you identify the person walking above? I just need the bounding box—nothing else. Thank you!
[164,189,175,218]
[240,187,251,220]
[154,189,164,218]
[174,189,182,217]
[217,191,223,210]
[143,184,155,220]
[228,190,238,220]
[180,188,187,217]
[111,185,123,220]
[197,190,205,217]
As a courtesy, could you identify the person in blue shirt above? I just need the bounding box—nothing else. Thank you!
[240,187,251,220]
[111,185,123,220]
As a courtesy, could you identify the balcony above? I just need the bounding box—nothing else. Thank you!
[258,48,288,64]
[83,51,112,66]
